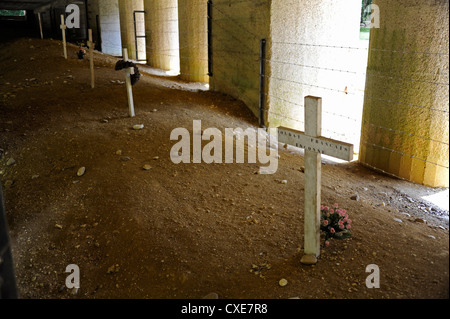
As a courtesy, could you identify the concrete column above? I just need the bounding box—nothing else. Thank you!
[98,0,122,56]
[118,0,145,61]
[177,0,208,83]
[359,0,449,187]
[144,0,180,72]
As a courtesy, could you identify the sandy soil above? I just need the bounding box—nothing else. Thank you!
[0,38,448,300]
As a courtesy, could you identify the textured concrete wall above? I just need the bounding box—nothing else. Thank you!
[118,0,145,61]
[269,0,367,151]
[177,0,208,83]
[359,0,449,187]
[210,0,271,118]
[98,0,122,56]
[86,0,100,49]
[144,0,179,72]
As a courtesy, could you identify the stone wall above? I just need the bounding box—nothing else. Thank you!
[98,0,122,56]
[269,0,367,152]
[209,0,271,119]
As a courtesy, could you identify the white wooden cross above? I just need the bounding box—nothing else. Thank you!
[87,29,95,89]
[60,14,67,59]
[277,96,354,265]
[122,48,135,118]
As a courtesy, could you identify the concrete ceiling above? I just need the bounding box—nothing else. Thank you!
[0,0,61,11]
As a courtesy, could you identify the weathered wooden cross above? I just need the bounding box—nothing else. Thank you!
[122,48,136,118]
[60,14,67,59]
[277,96,354,265]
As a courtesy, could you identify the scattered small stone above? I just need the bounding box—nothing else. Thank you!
[107,264,120,274]
[279,279,288,287]
[55,224,63,229]
[122,156,131,162]
[77,167,86,177]
[350,194,360,201]
[31,174,39,179]
[428,235,436,239]
[143,164,152,171]
[414,218,425,223]
[6,158,16,166]
[73,180,80,184]
[133,124,144,130]
[280,180,288,184]
[116,150,122,155]
[101,119,109,123]
[152,109,158,112]
[393,218,403,223]
[300,254,317,265]
[153,156,159,160]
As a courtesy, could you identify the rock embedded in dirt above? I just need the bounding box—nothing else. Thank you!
[350,194,360,201]
[279,279,288,287]
[133,124,144,130]
[77,167,86,177]
[6,158,16,166]
[143,164,152,171]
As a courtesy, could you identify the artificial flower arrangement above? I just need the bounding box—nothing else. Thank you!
[320,203,352,247]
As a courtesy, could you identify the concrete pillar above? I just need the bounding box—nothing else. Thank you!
[98,0,122,56]
[359,0,449,187]
[177,0,208,83]
[210,0,271,118]
[144,0,179,72]
[118,0,146,61]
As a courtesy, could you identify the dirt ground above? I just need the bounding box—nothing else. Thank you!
[0,38,448,300]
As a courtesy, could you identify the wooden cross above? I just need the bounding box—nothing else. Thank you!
[277,96,354,265]
[60,14,67,59]
[87,29,95,89]
[122,48,135,117]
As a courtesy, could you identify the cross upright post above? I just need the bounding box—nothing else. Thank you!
[88,29,95,89]
[302,96,322,264]
[122,48,135,118]
[60,15,67,59]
